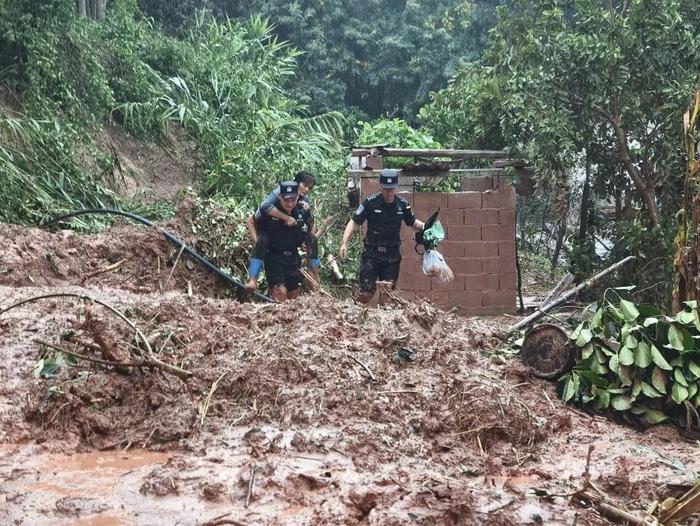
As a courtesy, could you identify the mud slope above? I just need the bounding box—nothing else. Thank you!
[0,223,698,525]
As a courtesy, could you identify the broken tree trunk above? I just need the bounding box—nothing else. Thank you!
[502,255,636,338]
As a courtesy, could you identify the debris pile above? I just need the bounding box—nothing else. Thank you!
[1,223,699,525]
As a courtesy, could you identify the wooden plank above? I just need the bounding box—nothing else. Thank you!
[351,148,508,159]
[347,168,506,178]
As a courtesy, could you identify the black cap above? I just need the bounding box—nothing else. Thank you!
[379,169,399,189]
[279,181,299,198]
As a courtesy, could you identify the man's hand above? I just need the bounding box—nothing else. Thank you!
[339,243,348,260]
[285,215,297,227]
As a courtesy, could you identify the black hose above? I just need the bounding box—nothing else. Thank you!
[42,208,274,303]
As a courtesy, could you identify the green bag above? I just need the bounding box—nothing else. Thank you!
[423,219,445,247]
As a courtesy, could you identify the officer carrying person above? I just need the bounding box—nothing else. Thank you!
[245,171,320,292]
[339,169,425,303]
[246,181,313,302]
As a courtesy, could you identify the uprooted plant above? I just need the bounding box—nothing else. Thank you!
[559,289,700,429]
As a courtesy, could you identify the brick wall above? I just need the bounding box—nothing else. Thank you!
[358,175,516,315]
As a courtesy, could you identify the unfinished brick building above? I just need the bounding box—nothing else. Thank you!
[349,147,517,315]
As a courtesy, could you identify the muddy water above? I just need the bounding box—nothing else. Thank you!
[0,445,198,525]
[3,418,700,525]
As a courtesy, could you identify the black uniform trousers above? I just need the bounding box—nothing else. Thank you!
[358,245,401,293]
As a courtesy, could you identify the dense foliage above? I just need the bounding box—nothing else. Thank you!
[0,0,345,224]
[138,0,506,120]
[560,294,700,427]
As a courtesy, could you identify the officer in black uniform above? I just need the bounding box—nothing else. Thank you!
[249,181,309,301]
[339,170,425,303]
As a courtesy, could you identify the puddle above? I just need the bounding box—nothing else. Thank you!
[29,450,171,497]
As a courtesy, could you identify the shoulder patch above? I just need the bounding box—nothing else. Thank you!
[355,204,365,215]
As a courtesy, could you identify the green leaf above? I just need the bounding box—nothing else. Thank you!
[652,367,668,394]
[624,333,639,348]
[641,409,668,424]
[570,322,583,341]
[687,383,698,400]
[643,317,659,327]
[631,378,642,398]
[575,328,593,347]
[619,346,635,366]
[651,344,672,370]
[672,383,689,404]
[620,299,639,322]
[684,300,698,309]
[595,348,608,364]
[590,308,604,330]
[581,343,594,359]
[596,389,610,409]
[611,395,632,411]
[609,354,620,376]
[559,375,579,402]
[674,368,689,387]
[619,365,632,387]
[634,341,652,368]
[688,361,700,379]
[675,310,696,325]
[638,305,662,318]
[668,325,685,351]
[641,381,663,398]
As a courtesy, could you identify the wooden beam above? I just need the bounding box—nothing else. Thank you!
[351,148,508,159]
[347,168,506,178]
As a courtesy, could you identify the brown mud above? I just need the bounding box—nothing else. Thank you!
[1,222,699,525]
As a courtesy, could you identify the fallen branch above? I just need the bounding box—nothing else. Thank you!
[326,255,344,280]
[200,370,230,427]
[539,272,575,308]
[163,245,185,290]
[300,268,332,297]
[1,293,192,380]
[82,258,127,282]
[245,465,256,508]
[580,495,644,525]
[199,514,248,526]
[346,353,376,381]
[502,256,636,338]
[35,338,138,369]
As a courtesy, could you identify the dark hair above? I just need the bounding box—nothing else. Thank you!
[294,171,316,186]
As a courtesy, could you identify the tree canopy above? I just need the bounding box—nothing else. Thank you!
[138,0,505,120]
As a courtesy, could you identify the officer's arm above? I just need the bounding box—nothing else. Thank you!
[258,190,278,215]
[340,200,368,259]
[402,201,424,231]
[259,190,295,225]
[339,219,356,260]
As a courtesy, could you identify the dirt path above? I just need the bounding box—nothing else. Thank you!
[0,224,699,525]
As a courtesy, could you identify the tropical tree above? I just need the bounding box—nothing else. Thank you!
[425,0,698,228]
[139,0,506,120]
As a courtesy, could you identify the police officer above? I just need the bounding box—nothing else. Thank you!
[247,181,309,301]
[339,170,425,303]
[245,171,319,292]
